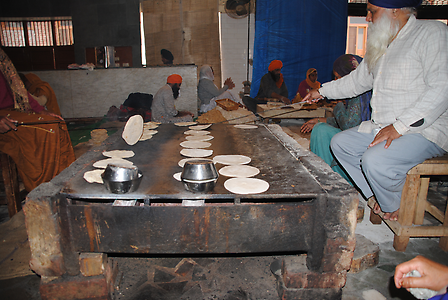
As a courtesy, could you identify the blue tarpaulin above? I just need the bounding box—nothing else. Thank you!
[251,0,349,99]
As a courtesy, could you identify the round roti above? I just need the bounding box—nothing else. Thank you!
[93,158,134,169]
[234,124,258,129]
[180,148,213,158]
[186,135,214,141]
[213,155,251,165]
[180,141,211,149]
[139,135,153,141]
[143,129,158,135]
[218,165,260,178]
[83,169,104,184]
[122,115,144,145]
[184,130,210,135]
[175,121,197,126]
[143,122,159,129]
[189,124,212,130]
[173,172,182,181]
[102,150,135,158]
[224,178,269,194]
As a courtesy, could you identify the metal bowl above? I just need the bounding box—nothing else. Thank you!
[181,159,218,193]
[103,164,138,182]
[181,159,218,181]
[182,178,217,193]
[102,170,143,194]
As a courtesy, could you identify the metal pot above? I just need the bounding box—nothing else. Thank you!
[181,159,218,192]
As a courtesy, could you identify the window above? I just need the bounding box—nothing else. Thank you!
[0,18,75,71]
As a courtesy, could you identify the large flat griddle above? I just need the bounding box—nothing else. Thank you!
[62,123,324,201]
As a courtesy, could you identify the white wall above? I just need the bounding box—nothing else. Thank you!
[32,66,198,119]
[219,12,255,103]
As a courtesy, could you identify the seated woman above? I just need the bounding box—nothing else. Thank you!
[295,68,321,101]
[300,54,372,183]
[0,48,75,192]
[19,72,62,115]
[197,65,235,113]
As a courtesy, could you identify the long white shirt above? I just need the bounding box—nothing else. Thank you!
[319,15,448,151]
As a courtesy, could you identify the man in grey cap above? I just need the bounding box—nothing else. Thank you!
[304,0,448,221]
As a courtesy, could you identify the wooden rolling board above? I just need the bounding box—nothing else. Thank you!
[256,104,327,119]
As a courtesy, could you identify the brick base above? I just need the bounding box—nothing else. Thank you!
[40,258,118,300]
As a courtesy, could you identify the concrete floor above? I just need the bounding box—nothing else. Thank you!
[0,119,447,300]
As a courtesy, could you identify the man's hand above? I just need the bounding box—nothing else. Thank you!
[300,118,325,133]
[0,116,18,133]
[369,124,402,149]
[394,256,448,292]
[224,78,235,89]
[303,89,324,103]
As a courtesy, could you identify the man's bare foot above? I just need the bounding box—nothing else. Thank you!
[383,209,399,221]
[373,202,381,214]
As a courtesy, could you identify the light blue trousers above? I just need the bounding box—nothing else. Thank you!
[330,126,446,212]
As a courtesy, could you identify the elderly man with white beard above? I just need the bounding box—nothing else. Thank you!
[303,0,448,221]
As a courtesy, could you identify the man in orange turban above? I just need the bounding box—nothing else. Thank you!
[151,74,194,123]
[242,59,289,114]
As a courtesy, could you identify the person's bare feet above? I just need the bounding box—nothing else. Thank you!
[383,209,399,221]
[372,198,399,221]
[373,202,381,214]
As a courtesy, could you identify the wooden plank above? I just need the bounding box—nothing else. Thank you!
[0,153,21,218]
[257,105,326,119]
[414,177,429,225]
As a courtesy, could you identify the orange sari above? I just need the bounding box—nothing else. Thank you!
[0,109,75,191]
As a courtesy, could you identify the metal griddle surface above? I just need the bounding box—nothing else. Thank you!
[62,123,325,200]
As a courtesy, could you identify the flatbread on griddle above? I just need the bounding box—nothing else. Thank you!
[102,150,135,158]
[189,124,212,130]
[180,148,213,158]
[224,178,269,194]
[122,115,144,145]
[180,141,211,149]
[83,169,105,184]
[175,121,197,126]
[234,124,258,129]
[184,130,210,135]
[93,158,134,169]
[218,165,260,178]
[213,155,251,165]
[185,135,214,141]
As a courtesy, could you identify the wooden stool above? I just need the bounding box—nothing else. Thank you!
[0,152,22,218]
[368,153,448,252]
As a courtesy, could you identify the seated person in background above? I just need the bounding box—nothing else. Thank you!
[0,47,75,192]
[161,49,174,65]
[242,60,289,113]
[395,256,448,300]
[295,68,321,101]
[197,65,236,113]
[19,73,62,115]
[151,74,194,123]
[300,54,371,183]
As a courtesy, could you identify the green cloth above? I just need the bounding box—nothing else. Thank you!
[67,118,117,147]
[310,122,352,184]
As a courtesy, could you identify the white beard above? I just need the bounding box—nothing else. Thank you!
[365,11,400,73]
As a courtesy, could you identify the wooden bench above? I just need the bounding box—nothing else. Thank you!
[0,153,22,218]
[367,153,448,252]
